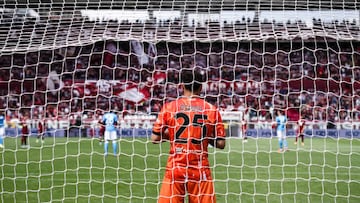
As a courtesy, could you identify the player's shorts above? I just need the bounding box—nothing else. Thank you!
[104,130,117,141]
[0,127,4,137]
[158,176,216,203]
[277,130,286,139]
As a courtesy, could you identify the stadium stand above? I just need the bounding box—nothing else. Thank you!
[0,7,359,125]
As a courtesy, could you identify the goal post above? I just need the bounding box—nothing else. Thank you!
[0,1,360,202]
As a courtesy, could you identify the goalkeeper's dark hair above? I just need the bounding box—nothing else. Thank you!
[181,69,204,93]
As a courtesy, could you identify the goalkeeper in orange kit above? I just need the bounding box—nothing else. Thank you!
[151,69,226,203]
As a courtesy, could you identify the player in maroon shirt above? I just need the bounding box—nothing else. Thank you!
[20,116,30,148]
[295,118,306,146]
[98,120,105,145]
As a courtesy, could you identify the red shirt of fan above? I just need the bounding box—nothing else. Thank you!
[152,97,225,181]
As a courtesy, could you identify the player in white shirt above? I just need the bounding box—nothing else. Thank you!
[101,111,118,156]
[238,110,248,143]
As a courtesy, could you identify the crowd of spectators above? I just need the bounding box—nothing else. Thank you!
[1,38,360,123]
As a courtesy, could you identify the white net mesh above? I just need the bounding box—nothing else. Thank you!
[0,0,360,202]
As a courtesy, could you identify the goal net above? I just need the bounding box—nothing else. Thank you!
[1,0,360,202]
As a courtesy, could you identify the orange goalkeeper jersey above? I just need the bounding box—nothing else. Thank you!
[152,97,225,181]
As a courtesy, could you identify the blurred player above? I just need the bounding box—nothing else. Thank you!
[101,111,118,156]
[36,118,45,143]
[275,109,288,153]
[238,109,248,143]
[151,69,226,203]
[295,117,306,146]
[98,121,105,145]
[89,115,101,141]
[20,115,30,148]
[0,110,5,148]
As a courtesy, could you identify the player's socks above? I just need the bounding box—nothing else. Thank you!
[0,136,3,146]
[283,139,288,148]
[278,139,283,150]
[104,141,109,156]
[112,142,118,155]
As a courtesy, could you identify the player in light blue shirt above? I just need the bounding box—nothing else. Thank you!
[0,111,5,148]
[101,111,118,156]
[275,109,288,153]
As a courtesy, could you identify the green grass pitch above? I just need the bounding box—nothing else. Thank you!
[0,137,359,203]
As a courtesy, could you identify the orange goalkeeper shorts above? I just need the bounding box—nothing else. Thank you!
[158,176,216,203]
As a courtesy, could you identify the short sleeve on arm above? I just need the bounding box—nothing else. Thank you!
[215,110,225,139]
[152,105,168,136]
